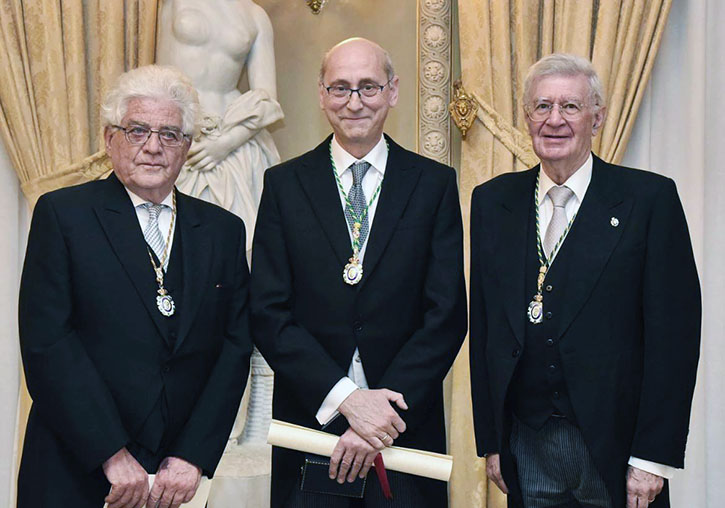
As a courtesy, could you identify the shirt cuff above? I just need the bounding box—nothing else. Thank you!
[628,457,677,479]
[315,377,359,425]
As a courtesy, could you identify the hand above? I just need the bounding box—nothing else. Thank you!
[485,453,509,495]
[329,428,379,484]
[626,466,664,508]
[147,456,202,508]
[102,447,149,508]
[338,389,408,450]
[186,124,253,172]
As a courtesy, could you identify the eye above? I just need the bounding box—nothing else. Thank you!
[159,129,183,143]
[534,102,553,111]
[127,126,149,136]
[361,84,377,92]
[562,102,582,113]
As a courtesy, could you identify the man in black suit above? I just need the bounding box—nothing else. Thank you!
[251,38,467,507]
[469,53,701,508]
[18,65,252,508]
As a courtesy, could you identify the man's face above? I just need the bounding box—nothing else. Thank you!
[104,97,189,201]
[319,41,399,151]
[525,74,605,169]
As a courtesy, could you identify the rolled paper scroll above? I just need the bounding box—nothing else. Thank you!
[267,419,453,482]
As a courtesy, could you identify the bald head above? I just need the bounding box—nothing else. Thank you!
[319,38,395,84]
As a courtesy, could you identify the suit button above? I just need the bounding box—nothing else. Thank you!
[552,391,560,400]
[512,347,521,358]
[545,311,553,320]
[353,322,363,333]
[545,285,553,292]
[548,364,556,372]
[546,338,554,347]
[162,365,170,373]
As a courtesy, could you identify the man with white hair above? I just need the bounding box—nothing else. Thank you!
[469,53,700,508]
[18,65,252,508]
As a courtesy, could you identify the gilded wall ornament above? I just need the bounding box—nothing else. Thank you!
[307,0,328,14]
[449,80,478,139]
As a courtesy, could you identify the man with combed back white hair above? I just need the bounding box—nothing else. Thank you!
[469,53,701,508]
[17,65,252,508]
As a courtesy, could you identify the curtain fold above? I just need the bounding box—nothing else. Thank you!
[0,0,159,208]
[451,2,672,507]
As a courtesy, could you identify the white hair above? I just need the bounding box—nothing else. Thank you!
[100,65,199,135]
[523,53,605,109]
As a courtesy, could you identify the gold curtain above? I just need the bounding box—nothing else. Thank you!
[450,1,672,507]
[0,0,159,208]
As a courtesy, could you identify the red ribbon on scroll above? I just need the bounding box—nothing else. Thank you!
[373,453,393,499]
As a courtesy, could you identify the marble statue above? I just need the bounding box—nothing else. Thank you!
[156,6,279,500]
[157,0,283,258]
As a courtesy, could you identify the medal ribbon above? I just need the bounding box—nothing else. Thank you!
[147,191,177,315]
[373,453,393,499]
[530,171,578,314]
[329,142,385,257]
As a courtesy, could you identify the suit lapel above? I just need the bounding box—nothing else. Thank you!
[496,169,538,346]
[93,174,168,340]
[174,193,212,353]
[296,137,352,266]
[359,137,421,288]
[554,156,632,338]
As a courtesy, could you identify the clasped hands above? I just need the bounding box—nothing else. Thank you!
[102,448,201,508]
[328,388,408,484]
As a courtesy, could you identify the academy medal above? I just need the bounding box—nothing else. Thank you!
[148,192,177,317]
[528,171,577,324]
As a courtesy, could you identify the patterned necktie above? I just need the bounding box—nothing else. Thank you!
[345,161,372,249]
[142,203,168,269]
[543,185,574,260]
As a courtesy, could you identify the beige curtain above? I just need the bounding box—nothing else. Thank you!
[0,0,158,208]
[450,1,672,507]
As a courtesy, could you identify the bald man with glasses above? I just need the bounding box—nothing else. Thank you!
[251,38,466,508]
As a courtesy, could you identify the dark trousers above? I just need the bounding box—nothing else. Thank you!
[510,416,612,508]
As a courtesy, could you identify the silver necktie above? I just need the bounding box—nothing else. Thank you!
[142,203,168,269]
[543,185,574,260]
[345,161,371,248]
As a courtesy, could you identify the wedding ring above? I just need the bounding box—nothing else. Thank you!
[380,433,390,442]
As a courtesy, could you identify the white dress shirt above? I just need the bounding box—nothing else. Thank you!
[537,155,675,479]
[315,135,387,425]
[126,188,177,260]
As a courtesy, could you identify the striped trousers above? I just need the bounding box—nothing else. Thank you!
[510,416,612,508]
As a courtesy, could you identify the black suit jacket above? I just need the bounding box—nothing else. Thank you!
[18,173,252,508]
[469,155,701,508]
[251,135,467,506]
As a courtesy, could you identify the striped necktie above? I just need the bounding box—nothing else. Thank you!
[142,203,168,269]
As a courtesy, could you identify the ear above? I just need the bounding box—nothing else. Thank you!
[387,76,400,108]
[318,82,327,110]
[592,106,607,136]
[103,126,114,152]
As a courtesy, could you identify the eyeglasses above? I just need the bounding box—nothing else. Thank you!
[323,78,393,101]
[112,124,189,147]
[524,100,592,121]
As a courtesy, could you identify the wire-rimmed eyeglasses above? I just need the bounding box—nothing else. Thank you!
[323,78,394,101]
[112,124,190,147]
[524,99,593,122]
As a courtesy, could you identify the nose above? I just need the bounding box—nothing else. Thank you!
[346,91,364,111]
[545,105,566,126]
[142,131,163,153]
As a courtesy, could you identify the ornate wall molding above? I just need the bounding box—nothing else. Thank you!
[418,0,452,165]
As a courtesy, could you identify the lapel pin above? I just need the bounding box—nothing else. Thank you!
[610,217,619,227]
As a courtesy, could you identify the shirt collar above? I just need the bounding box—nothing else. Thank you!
[538,153,593,206]
[125,188,174,209]
[331,134,388,178]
